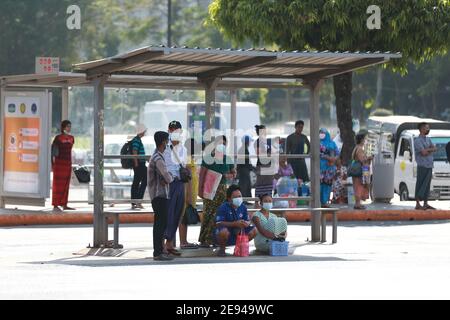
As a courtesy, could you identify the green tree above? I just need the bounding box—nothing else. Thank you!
[209,0,450,164]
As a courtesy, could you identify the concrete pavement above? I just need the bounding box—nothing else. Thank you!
[1,221,450,299]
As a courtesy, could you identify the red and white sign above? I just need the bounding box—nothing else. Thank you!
[35,57,60,74]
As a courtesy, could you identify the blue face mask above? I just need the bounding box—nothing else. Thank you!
[262,203,273,211]
[232,197,243,208]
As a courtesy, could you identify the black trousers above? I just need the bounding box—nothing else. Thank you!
[131,163,147,205]
[152,197,168,257]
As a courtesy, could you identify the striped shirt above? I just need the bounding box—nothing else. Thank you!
[148,150,174,200]
[131,136,146,164]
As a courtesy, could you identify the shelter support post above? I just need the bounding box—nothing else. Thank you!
[62,85,69,121]
[307,79,324,242]
[203,78,219,138]
[230,89,237,157]
[93,76,108,247]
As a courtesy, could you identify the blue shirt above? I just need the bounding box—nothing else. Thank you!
[215,201,249,225]
[414,135,434,169]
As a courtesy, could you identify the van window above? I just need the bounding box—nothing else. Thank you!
[430,137,450,161]
[399,138,411,157]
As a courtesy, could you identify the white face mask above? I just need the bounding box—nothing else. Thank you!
[170,132,181,142]
[262,202,273,211]
[319,133,326,140]
[216,144,226,154]
[232,197,243,208]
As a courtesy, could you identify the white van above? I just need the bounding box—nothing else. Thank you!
[368,116,450,201]
[142,100,261,146]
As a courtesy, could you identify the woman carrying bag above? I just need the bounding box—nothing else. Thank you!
[349,132,373,210]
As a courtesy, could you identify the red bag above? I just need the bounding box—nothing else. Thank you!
[233,230,250,257]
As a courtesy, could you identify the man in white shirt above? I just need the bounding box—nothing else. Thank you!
[163,121,188,255]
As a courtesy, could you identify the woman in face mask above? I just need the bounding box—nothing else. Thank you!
[198,135,237,247]
[252,194,288,254]
[319,128,340,208]
[51,120,75,212]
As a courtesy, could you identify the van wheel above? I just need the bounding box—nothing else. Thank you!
[399,184,409,201]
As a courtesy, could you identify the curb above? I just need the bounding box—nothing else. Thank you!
[1,210,450,227]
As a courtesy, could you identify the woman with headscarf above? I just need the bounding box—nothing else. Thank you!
[198,136,236,247]
[319,128,339,208]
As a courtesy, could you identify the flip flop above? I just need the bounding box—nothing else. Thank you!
[181,243,199,249]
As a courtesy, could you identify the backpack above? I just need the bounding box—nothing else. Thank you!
[120,140,134,169]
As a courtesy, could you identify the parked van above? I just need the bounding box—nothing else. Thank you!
[142,100,261,148]
[368,116,450,200]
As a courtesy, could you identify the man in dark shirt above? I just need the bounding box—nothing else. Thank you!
[215,185,256,257]
[286,120,310,182]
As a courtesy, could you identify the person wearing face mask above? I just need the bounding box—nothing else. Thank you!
[130,124,148,210]
[319,128,340,208]
[51,120,75,211]
[198,136,236,248]
[414,122,438,210]
[148,131,175,261]
[252,194,288,254]
[214,185,256,257]
[163,121,188,256]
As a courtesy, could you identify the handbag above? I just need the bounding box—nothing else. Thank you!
[182,205,200,225]
[198,167,222,200]
[73,165,91,183]
[171,145,192,183]
[233,230,250,257]
[347,160,362,177]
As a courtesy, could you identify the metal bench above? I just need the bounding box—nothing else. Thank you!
[104,205,340,249]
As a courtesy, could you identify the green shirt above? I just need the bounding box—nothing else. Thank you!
[202,155,234,184]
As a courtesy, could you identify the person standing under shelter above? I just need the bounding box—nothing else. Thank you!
[148,131,174,261]
[198,136,236,247]
[237,135,254,200]
[51,120,75,211]
[131,124,148,210]
[164,121,188,255]
[286,120,310,182]
[414,122,437,210]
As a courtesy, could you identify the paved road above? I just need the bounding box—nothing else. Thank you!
[1,221,450,299]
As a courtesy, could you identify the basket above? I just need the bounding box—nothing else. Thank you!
[269,240,289,256]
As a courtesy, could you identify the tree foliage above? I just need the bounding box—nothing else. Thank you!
[209,0,450,163]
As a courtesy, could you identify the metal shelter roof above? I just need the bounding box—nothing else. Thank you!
[72,45,401,82]
[2,46,401,89]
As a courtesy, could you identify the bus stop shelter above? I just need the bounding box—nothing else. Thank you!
[1,45,401,247]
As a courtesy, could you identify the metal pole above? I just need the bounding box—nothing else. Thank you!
[231,89,237,157]
[167,0,172,47]
[204,78,218,136]
[93,77,107,247]
[308,79,324,242]
[62,85,69,121]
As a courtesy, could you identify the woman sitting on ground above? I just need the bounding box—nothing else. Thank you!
[252,194,288,253]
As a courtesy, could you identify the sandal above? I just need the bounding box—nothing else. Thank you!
[353,205,366,210]
[424,205,436,210]
[180,243,199,249]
